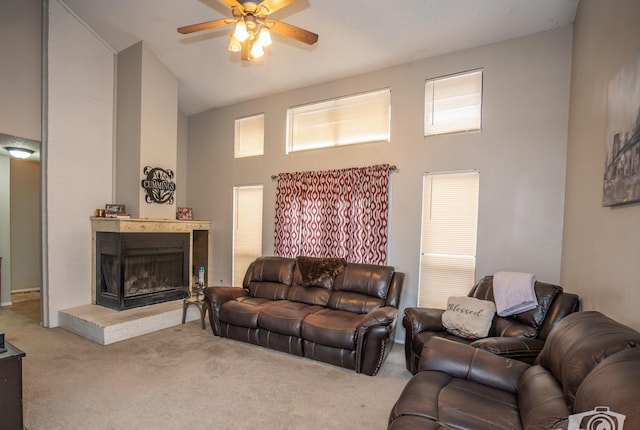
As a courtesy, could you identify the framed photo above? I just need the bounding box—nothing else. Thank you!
[177,207,193,220]
[105,204,125,218]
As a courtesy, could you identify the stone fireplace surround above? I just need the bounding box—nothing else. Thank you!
[58,218,212,345]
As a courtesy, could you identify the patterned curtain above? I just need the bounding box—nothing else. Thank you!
[274,164,390,264]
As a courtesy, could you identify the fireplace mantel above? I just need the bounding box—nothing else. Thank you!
[91,217,212,305]
[92,217,211,234]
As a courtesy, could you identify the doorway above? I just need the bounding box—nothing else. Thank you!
[1,134,42,323]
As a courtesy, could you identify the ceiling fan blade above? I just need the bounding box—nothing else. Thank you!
[257,0,296,15]
[269,20,318,45]
[177,18,231,34]
[219,0,244,9]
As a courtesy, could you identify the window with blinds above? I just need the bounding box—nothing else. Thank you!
[235,113,264,158]
[232,185,263,286]
[418,171,479,308]
[425,69,482,136]
[286,88,391,153]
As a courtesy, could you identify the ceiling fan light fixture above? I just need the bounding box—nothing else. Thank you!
[177,0,318,63]
[228,35,242,52]
[233,20,249,42]
[250,40,264,58]
[4,146,34,159]
[258,27,272,46]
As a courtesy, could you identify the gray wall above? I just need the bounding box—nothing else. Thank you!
[0,0,42,305]
[561,0,640,330]
[187,27,573,319]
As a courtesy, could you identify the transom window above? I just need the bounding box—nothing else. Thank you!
[235,113,264,158]
[425,69,483,136]
[286,89,391,153]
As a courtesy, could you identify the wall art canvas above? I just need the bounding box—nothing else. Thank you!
[603,50,640,206]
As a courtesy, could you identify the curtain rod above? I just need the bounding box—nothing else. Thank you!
[271,165,397,180]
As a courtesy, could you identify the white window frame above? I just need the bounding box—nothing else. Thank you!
[424,69,483,136]
[235,113,264,158]
[417,171,480,308]
[232,185,263,286]
[286,88,391,153]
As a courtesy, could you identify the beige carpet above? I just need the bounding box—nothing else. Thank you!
[0,306,412,430]
[8,291,40,322]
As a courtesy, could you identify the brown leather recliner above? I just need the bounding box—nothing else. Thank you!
[403,276,580,373]
[389,311,640,430]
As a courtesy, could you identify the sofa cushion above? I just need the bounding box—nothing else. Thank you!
[537,311,640,410]
[218,297,275,329]
[286,283,331,306]
[333,262,394,299]
[258,300,323,337]
[327,290,385,314]
[301,308,364,349]
[243,256,295,300]
[295,256,347,289]
[388,415,456,430]
[442,297,496,340]
[389,371,521,430]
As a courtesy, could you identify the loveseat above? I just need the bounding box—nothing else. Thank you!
[403,275,580,373]
[203,256,405,376]
[389,311,640,429]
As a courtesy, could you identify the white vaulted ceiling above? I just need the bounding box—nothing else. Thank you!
[60,0,578,116]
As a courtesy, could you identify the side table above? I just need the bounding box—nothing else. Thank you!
[0,341,26,430]
[182,285,208,329]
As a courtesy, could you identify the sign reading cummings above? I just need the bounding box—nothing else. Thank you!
[141,166,176,205]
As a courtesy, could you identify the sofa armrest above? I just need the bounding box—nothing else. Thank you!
[419,337,530,393]
[203,286,248,335]
[403,307,446,336]
[355,307,398,375]
[471,337,546,363]
[358,306,398,331]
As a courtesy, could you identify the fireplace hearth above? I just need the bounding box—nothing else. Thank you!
[96,232,189,311]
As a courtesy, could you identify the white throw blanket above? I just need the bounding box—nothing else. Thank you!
[493,271,538,317]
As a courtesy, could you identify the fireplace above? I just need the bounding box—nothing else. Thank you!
[95,232,189,311]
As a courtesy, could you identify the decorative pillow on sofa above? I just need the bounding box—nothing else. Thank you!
[442,296,497,340]
[296,256,347,289]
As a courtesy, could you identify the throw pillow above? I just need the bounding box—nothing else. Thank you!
[296,256,347,289]
[442,296,496,340]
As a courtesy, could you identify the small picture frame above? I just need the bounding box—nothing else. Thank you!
[105,204,125,218]
[177,207,193,220]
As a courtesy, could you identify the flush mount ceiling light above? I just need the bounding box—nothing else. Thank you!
[4,147,34,159]
[178,0,318,62]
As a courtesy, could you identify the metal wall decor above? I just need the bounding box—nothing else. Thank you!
[141,166,176,205]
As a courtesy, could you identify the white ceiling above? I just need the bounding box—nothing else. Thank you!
[61,0,579,116]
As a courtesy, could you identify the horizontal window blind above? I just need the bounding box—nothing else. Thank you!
[418,172,479,308]
[233,185,263,286]
[235,114,264,158]
[287,89,390,153]
[425,70,482,136]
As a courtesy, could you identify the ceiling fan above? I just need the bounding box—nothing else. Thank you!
[177,0,319,61]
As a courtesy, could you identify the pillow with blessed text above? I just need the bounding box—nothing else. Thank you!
[442,296,496,340]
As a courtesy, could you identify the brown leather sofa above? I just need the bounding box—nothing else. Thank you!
[389,311,640,429]
[403,276,580,373]
[203,256,405,376]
